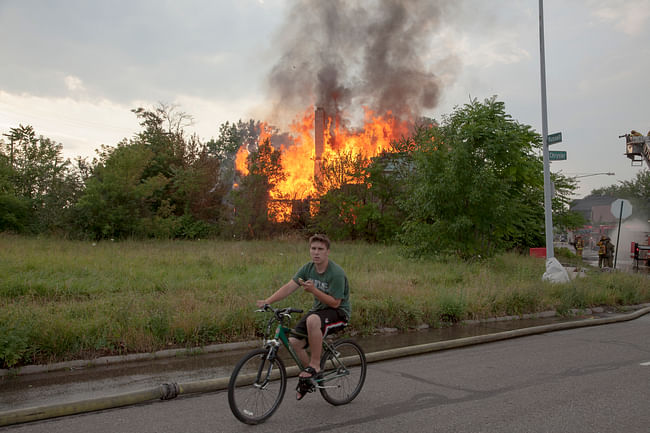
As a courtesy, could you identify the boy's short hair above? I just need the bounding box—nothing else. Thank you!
[309,234,330,249]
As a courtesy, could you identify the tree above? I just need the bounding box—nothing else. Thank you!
[131,104,195,205]
[76,104,227,239]
[0,153,31,232]
[75,142,160,239]
[228,138,285,238]
[551,173,587,231]
[0,125,79,234]
[311,152,369,239]
[400,97,545,258]
[591,170,650,220]
[311,150,406,242]
[207,119,267,200]
[169,151,226,235]
[207,119,266,160]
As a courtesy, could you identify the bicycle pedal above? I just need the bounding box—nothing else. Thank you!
[297,378,315,394]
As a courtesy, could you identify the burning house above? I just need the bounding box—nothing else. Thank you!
[234,0,457,222]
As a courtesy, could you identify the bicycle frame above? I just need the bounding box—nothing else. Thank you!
[261,311,350,387]
[228,306,366,424]
[265,322,306,370]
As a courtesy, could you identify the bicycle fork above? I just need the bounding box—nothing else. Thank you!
[254,347,279,389]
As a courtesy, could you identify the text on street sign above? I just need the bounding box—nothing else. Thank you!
[547,132,562,145]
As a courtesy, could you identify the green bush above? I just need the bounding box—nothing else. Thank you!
[0,194,33,233]
[555,285,588,315]
[146,310,171,343]
[0,323,30,368]
[500,289,541,316]
[437,292,466,323]
[554,247,576,259]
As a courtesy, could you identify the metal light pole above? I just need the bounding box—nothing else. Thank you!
[539,0,554,259]
[571,172,615,179]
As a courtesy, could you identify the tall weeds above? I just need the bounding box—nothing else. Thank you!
[1,234,648,368]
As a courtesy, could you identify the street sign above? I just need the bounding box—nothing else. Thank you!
[611,198,632,220]
[549,150,566,161]
[547,132,562,145]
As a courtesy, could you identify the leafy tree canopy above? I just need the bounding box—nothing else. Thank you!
[400,97,546,258]
[591,169,650,220]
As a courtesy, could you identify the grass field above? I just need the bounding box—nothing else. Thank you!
[1,234,649,368]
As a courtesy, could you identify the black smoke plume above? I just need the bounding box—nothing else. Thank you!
[265,0,459,128]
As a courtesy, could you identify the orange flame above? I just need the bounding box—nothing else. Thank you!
[234,147,249,177]
[234,107,412,221]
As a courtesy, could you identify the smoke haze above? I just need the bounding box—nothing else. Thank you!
[610,218,650,265]
[265,0,461,127]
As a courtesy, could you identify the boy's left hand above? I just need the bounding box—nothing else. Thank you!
[299,278,315,293]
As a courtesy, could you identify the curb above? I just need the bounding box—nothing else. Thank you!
[1,305,649,427]
[0,341,260,377]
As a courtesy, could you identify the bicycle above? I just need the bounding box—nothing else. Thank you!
[227,304,367,425]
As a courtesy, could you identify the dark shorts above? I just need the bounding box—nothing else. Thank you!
[293,308,348,342]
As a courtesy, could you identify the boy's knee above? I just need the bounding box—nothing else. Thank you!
[306,314,322,330]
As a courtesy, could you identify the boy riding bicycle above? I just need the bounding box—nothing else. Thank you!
[256,234,350,400]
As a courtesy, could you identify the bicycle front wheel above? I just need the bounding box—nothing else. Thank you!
[319,339,366,405]
[227,348,287,425]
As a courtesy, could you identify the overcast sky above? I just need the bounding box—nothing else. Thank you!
[1,0,649,198]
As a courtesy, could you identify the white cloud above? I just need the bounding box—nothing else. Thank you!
[0,90,142,159]
[0,89,267,160]
[463,37,531,68]
[196,53,229,66]
[64,75,85,92]
[588,0,650,35]
[438,22,531,70]
[173,93,266,140]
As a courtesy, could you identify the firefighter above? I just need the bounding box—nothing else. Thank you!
[605,236,615,267]
[597,235,608,268]
[574,235,584,258]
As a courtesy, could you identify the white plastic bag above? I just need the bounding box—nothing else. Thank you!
[542,257,570,283]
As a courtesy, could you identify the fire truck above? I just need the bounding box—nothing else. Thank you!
[632,238,650,270]
[622,133,650,269]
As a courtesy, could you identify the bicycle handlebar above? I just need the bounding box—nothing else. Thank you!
[256,304,303,318]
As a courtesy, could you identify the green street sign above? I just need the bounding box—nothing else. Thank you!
[547,132,562,145]
[549,150,567,161]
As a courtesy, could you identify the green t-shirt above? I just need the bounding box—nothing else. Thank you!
[293,260,350,319]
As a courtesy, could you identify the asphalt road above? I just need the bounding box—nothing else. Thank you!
[3,314,649,433]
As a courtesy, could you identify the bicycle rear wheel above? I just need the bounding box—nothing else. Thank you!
[319,339,366,405]
[228,348,286,425]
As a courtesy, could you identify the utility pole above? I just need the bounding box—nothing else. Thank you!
[539,0,554,259]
